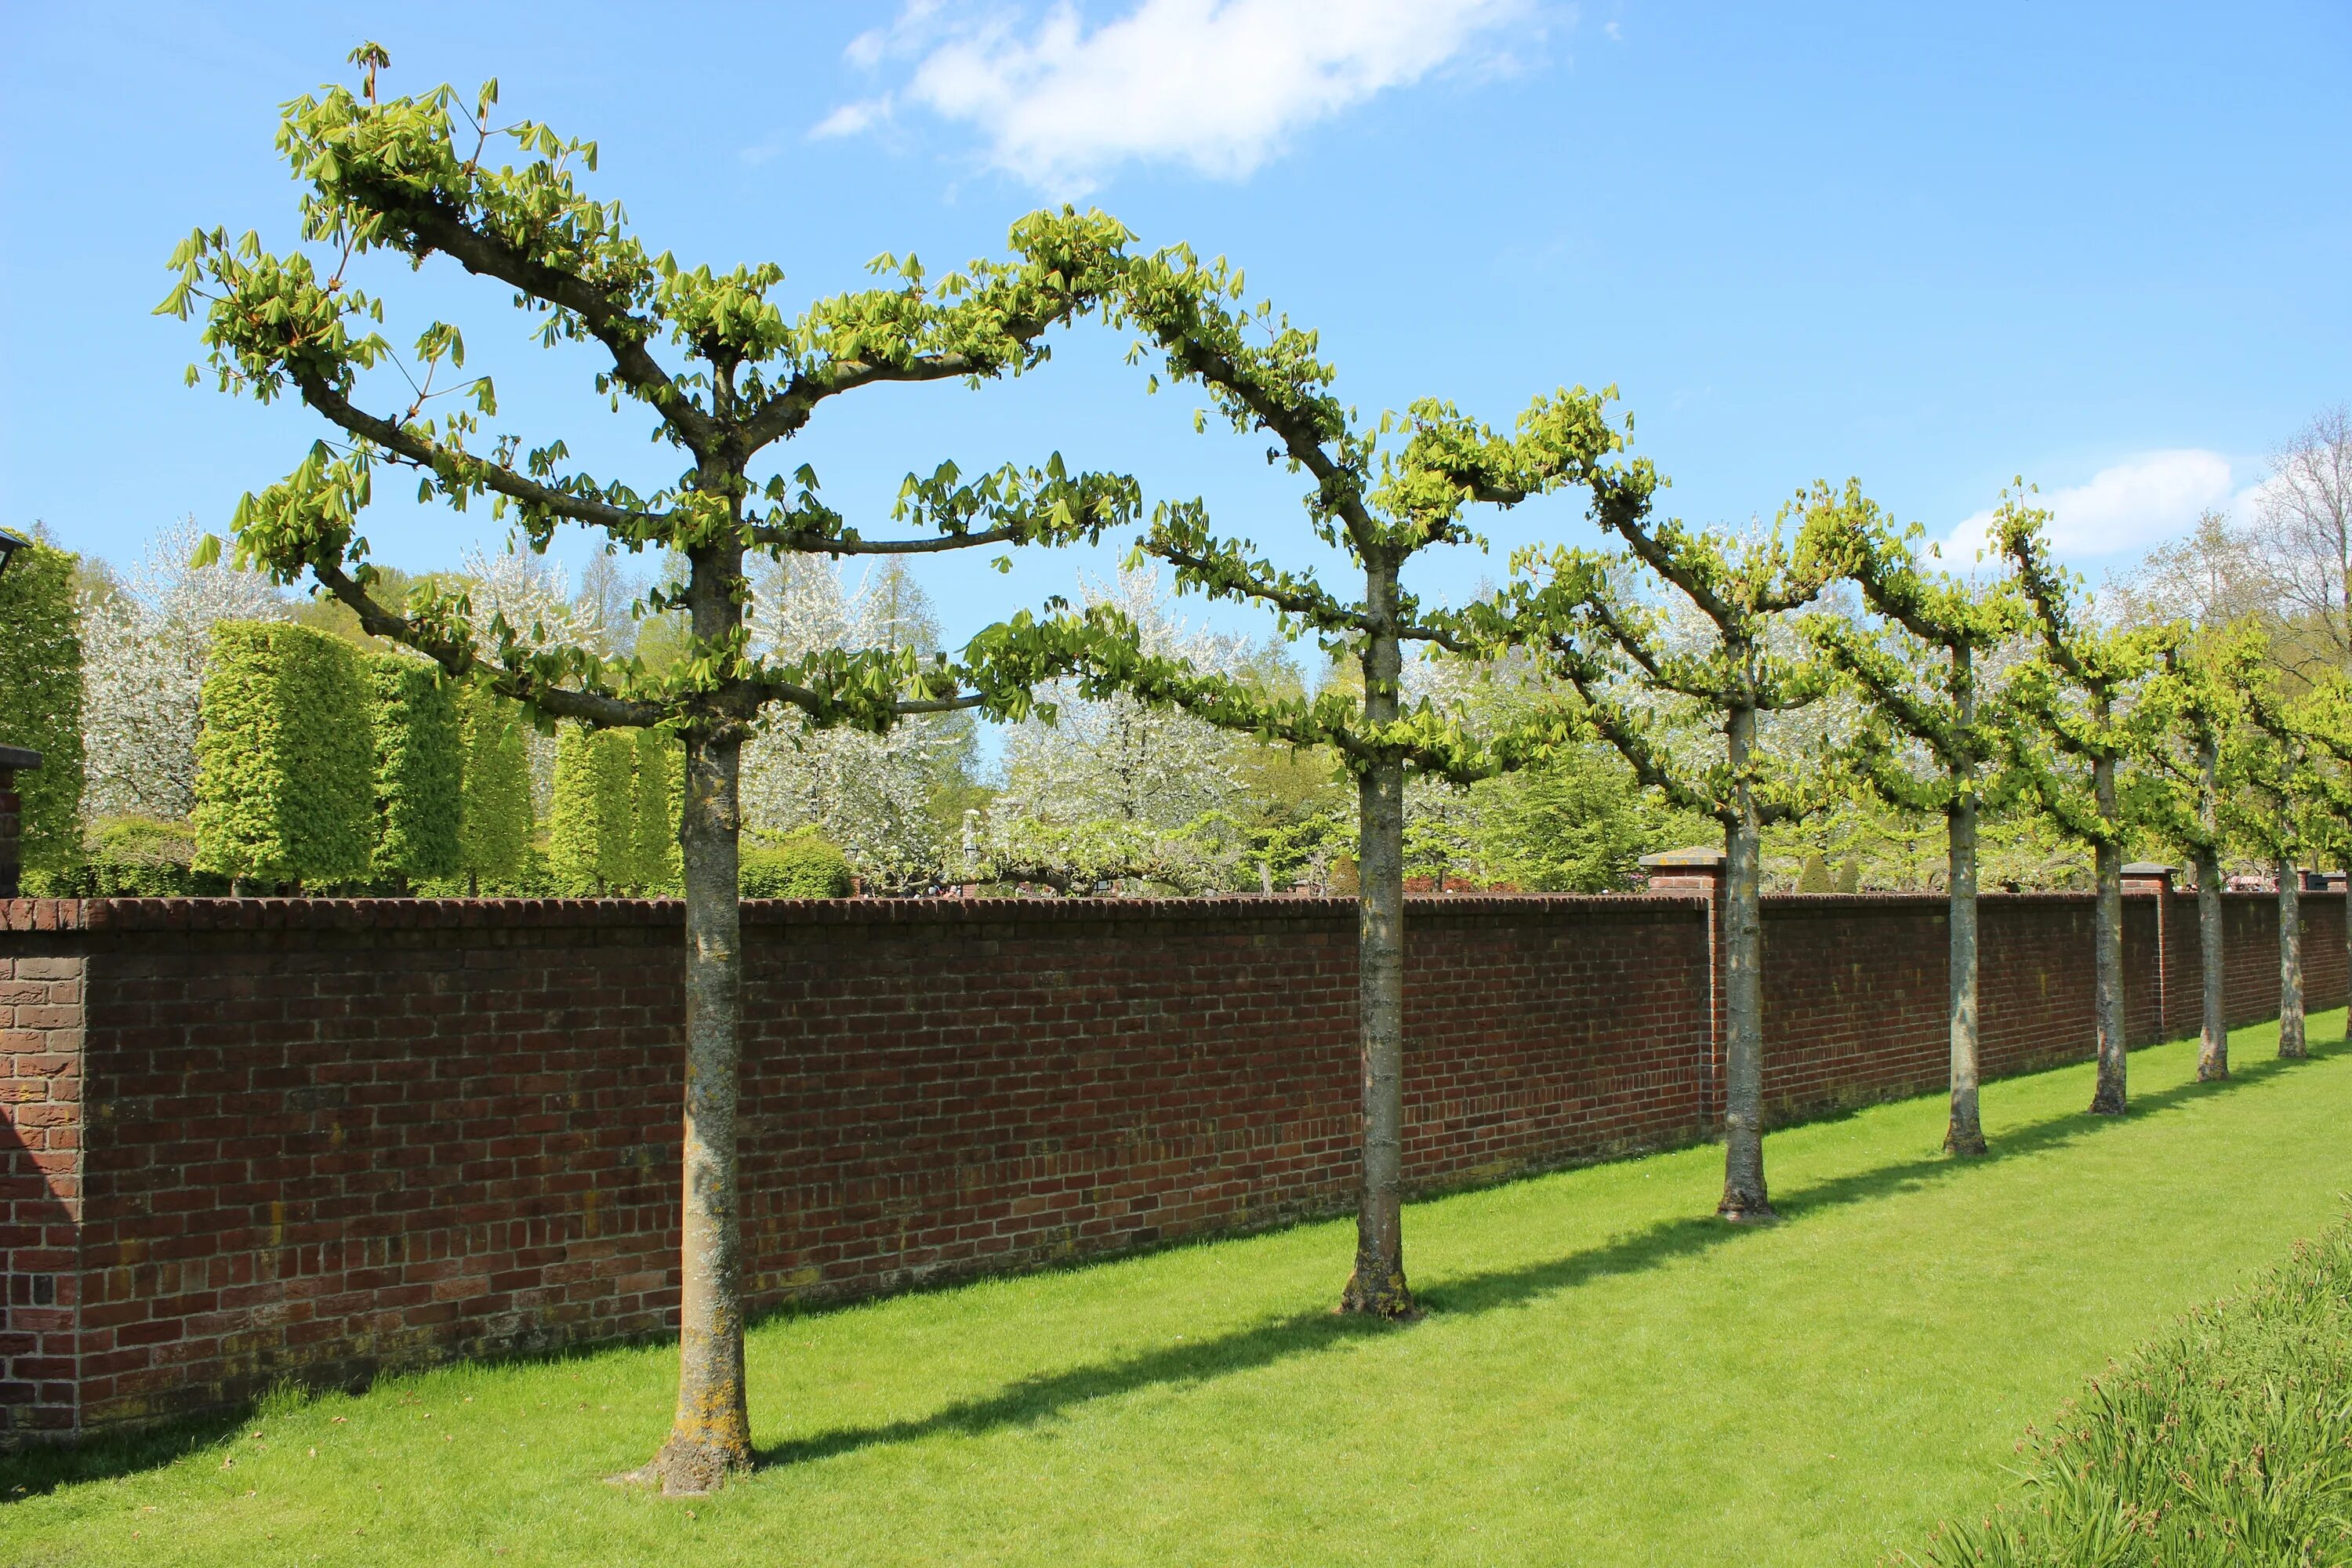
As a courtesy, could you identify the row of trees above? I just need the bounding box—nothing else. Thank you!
[150,46,2347,1493]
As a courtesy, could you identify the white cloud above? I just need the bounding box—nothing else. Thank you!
[819,0,1539,192]
[810,98,893,140]
[1942,449,2238,564]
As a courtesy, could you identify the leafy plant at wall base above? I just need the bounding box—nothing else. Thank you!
[0,537,88,873]
[192,620,372,888]
[368,652,463,885]
[1911,1209,2352,1567]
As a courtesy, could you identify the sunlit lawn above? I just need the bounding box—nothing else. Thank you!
[7,1015,2350,1567]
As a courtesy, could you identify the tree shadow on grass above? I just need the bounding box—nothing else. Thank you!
[754,1039,2344,1470]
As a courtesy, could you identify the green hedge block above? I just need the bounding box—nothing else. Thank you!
[630,728,683,895]
[457,688,533,891]
[0,539,86,872]
[548,722,635,895]
[193,620,372,887]
[741,830,854,898]
[369,654,463,884]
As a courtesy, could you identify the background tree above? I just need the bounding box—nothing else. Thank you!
[996,243,1637,1316]
[1803,494,2022,1156]
[165,47,1136,1491]
[0,531,87,883]
[2251,405,2352,675]
[1501,487,1843,1220]
[1999,496,2166,1116]
[740,554,975,891]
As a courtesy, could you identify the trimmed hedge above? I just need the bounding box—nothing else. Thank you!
[193,621,372,888]
[62,815,233,896]
[741,829,854,898]
[368,654,462,885]
[547,722,635,895]
[0,537,86,874]
[630,728,682,895]
[456,689,533,892]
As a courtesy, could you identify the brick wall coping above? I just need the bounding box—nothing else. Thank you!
[4,884,2307,937]
[2,891,1724,935]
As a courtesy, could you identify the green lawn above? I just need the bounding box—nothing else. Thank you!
[9,1018,2350,1568]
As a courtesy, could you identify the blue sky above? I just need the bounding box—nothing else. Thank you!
[4,0,2347,648]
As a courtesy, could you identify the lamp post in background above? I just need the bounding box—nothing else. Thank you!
[0,524,42,898]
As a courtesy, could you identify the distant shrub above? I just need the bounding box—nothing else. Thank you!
[740,831,853,898]
[82,815,230,896]
[368,653,462,886]
[192,621,372,888]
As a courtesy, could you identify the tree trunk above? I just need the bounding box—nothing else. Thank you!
[1340,561,1415,1318]
[634,520,756,1494]
[2278,855,2307,1058]
[2196,848,2227,1081]
[1718,703,1773,1221]
[2089,752,2127,1116]
[1945,793,1987,1155]
[633,728,754,1493]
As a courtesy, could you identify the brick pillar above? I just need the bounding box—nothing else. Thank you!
[2123,862,2174,1042]
[0,746,37,901]
[1642,847,1727,1127]
[0,924,84,1446]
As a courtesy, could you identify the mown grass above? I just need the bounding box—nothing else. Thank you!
[5,1017,2350,1568]
[1909,1206,2352,1566]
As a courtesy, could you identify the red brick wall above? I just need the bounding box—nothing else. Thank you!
[2,887,2341,1443]
[1,924,84,1443]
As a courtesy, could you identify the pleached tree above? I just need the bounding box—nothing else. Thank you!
[163,45,1137,1492]
[1802,491,2024,1155]
[985,241,1646,1315]
[2289,673,2352,1033]
[2221,659,2320,1061]
[1998,495,2165,1115]
[2140,624,2262,1081]
[1501,485,1847,1220]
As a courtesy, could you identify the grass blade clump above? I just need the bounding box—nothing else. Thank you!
[1914,1209,2352,1566]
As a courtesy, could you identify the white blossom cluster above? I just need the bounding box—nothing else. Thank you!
[739,557,967,891]
[1000,567,1248,829]
[79,517,285,819]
